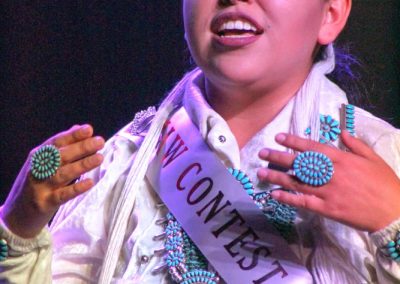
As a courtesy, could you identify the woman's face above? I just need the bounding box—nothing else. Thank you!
[183,0,330,92]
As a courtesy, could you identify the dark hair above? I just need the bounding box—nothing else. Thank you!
[318,44,372,109]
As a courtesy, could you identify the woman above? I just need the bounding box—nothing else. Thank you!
[1,0,399,283]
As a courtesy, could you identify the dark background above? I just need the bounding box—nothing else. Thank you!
[1,1,399,202]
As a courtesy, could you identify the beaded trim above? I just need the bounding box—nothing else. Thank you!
[228,168,255,195]
[164,213,220,284]
[164,168,297,283]
[253,192,297,240]
[129,106,157,136]
[0,239,8,261]
[342,104,355,136]
[228,168,296,238]
[385,231,400,262]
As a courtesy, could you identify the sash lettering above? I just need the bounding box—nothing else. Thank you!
[147,107,312,284]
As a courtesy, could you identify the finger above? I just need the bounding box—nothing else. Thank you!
[60,136,105,164]
[275,133,337,158]
[270,190,325,213]
[51,124,94,148]
[50,153,103,185]
[257,168,325,198]
[259,149,294,169]
[341,130,377,160]
[49,179,94,206]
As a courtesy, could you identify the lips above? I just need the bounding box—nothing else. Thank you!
[211,12,264,47]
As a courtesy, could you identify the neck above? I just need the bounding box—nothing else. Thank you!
[204,76,308,149]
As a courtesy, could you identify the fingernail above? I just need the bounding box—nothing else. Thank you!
[81,124,91,134]
[275,133,286,143]
[259,149,270,158]
[94,137,104,146]
[257,168,269,179]
[82,179,93,187]
[91,154,103,164]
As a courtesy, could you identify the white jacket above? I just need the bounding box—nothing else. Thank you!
[1,71,400,284]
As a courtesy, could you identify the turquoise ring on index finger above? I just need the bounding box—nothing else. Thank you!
[292,151,334,187]
[30,145,61,180]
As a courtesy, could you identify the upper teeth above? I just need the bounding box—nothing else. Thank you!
[219,20,257,32]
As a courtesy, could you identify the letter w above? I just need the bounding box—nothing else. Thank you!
[162,134,188,168]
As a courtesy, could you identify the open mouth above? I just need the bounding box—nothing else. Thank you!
[211,13,264,47]
[217,19,261,38]
[212,13,264,39]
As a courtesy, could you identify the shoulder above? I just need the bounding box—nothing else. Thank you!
[354,106,400,146]
[354,107,400,171]
[102,106,157,156]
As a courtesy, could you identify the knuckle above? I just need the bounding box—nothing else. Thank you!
[72,130,82,141]
[87,138,98,151]
[289,177,302,190]
[52,137,64,148]
[57,190,67,204]
[307,141,321,152]
[71,124,81,131]
[71,183,79,194]
[82,157,93,170]
[269,171,285,186]
[56,167,69,183]
[52,140,62,148]
[58,148,67,164]
[72,182,83,195]
[297,195,307,209]
[78,140,88,153]
[268,150,278,159]
[285,135,295,145]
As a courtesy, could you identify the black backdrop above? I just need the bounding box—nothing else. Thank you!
[1,1,399,202]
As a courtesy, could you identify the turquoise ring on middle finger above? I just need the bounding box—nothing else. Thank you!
[292,151,334,187]
[30,145,61,180]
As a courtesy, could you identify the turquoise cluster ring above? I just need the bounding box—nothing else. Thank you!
[30,145,61,180]
[293,151,334,187]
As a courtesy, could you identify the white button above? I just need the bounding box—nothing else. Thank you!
[140,255,150,264]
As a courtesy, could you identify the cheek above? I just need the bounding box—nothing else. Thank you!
[183,2,212,67]
[270,1,324,39]
[275,9,324,56]
[182,0,196,38]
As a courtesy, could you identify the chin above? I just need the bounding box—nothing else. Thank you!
[204,60,266,88]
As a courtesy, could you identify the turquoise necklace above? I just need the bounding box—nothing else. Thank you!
[164,168,297,283]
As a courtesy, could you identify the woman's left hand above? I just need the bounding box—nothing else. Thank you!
[257,130,400,233]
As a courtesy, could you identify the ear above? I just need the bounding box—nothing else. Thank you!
[318,0,352,45]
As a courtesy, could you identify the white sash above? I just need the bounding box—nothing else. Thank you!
[147,107,313,284]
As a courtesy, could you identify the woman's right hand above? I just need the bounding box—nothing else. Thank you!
[0,124,105,239]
